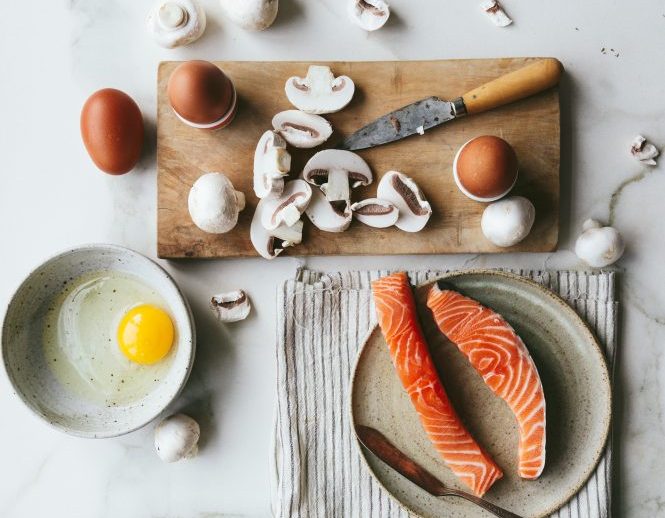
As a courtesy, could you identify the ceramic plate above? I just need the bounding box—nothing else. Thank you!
[351,270,611,518]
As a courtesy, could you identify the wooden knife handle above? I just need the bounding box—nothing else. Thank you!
[462,58,562,115]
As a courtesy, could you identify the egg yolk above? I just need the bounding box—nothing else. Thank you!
[117,304,174,365]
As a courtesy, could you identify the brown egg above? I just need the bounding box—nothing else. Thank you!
[454,135,518,201]
[80,89,144,175]
[167,60,237,129]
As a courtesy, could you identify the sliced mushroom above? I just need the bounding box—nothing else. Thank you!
[302,149,372,205]
[348,0,390,31]
[272,110,333,148]
[253,130,291,199]
[285,66,355,115]
[631,135,659,166]
[250,199,303,260]
[351,198,399,228]
[377,171,432,232]
[480,0,513,27]
[260,179,312,230]
[211,290,251,322]
[305,188,352,233]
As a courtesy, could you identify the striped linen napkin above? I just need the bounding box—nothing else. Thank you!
[272,270,617,518]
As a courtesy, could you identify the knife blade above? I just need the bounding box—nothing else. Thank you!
[339,58,563,151]
[339,96,465,151]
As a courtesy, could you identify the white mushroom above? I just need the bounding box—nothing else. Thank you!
[351,198,399,228]
[574,219,625,267]
[211,290,251,322]
[348,0,390,31]
[305,188,352,233]
[188,173,245,234]
[219,0,278,31]
[302,150,372,205]
[285,66,355,115]
[480,0,513,27]
[630,135,659,166]
[147,1,207,48]
[481,196,535,247]
[250,199,303,259]
[154,414,200,463]
[260,179,312,230]
[377,171,431,232]
[253,131,291,199]
[272,110,333,149]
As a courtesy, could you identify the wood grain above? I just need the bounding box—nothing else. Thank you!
[157,58,560,259]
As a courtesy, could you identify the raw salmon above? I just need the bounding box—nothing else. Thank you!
[371,272,503,496]
[426,281,546,479]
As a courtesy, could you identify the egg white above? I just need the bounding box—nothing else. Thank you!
[42,271,176,407]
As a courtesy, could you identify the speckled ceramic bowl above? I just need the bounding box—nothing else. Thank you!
[1,245,195,438]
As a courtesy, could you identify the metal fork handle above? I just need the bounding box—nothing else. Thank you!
[440,489,524,518]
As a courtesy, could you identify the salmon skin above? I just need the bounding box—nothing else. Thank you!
[371,272,503,497]
[427,281,546,479]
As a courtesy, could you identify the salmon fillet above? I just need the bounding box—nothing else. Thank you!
[426,281,546,479]
[371,272,503,496]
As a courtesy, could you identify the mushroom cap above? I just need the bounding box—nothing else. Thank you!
[348,0,390,31]
[453,135,518,202]
[259,179,312,230]
[377,171,431,232]
[285,65,355,115]
[154,414,200,463]
[253,130,290,199]
[481,196,535,247]
[574,221,625,267]
[351,198,399,228]
[302,149,372,188]
[167,60,235,124]
[272,110,333,149]
[146,1,207,48]
[305,188,352,233]
[220,0,279,31]
[188,172,244,234]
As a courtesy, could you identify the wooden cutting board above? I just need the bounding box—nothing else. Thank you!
[157,58,560,259]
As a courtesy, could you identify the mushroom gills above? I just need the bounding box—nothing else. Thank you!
[285,66,355,114]
[348,0,390,31]
[351,198,399,228]
[253,130,291,198]
[260,179,312,230]
[305,188,352,233]
[272,110,333,148]
[302,149,373,205]
[377,171,432,232]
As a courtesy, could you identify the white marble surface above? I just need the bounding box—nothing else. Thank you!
[0,1,663,516]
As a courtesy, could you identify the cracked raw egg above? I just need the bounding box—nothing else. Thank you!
[117,304,174,365]
[453,135,518,202]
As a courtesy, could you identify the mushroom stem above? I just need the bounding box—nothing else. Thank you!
[159,2,188,29]
[235,190,246,211]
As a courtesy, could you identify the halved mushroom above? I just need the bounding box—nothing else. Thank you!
[348,0,390,31]
[351,198,399,228]
[211,290,251,322]
[253,130,291,198]
[260,179,312,230]
[272,110,333,149]
[285,66,355,115]
[302,149,372,205]
[250,199,303,260]
[377,171,432,232]
[305,188,352,233]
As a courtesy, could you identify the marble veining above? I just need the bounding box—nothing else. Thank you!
[1,0,664,517]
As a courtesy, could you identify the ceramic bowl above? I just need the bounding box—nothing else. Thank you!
[1,244,195,438]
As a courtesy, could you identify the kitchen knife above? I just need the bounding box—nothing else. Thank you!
[356,425,523,518]
[340,58,562,151]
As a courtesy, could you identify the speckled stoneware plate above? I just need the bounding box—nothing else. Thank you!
[1,244,195,438]
[351,270,611,518]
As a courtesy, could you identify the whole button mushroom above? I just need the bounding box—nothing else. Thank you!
[285,66,355,115]
[154,414,200,463]
[146,1,206,48]
[188,172,245,234]
[80,88,144,175]
[481,196,535,247]
[574,219,625,267]
[220,0,279,31]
